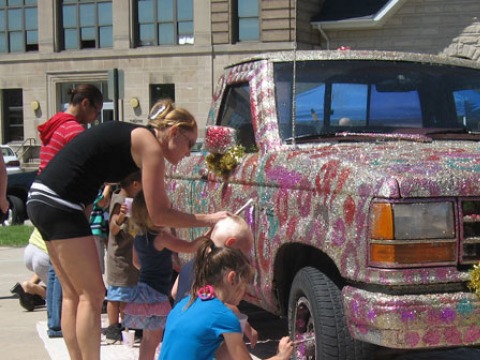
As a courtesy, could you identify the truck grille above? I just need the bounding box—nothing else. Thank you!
[461,199,480,264]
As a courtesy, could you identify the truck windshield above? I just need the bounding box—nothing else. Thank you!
[274,60,480,140]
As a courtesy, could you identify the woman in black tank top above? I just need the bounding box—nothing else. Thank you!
[27,99,231,360]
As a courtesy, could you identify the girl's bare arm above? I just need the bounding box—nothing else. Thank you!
[153,230,204,253]
[222,332,253,360]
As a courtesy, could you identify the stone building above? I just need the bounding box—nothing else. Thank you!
[1,0,479,166]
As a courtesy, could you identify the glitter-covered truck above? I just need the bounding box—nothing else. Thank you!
[166,50,480,359]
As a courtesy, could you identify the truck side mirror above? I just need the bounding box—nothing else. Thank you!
[204,125,238,154]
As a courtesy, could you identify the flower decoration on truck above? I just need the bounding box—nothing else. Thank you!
[204,125,245,177]
[468,262,480,299]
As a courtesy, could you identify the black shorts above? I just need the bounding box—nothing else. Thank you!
[27,200,91,241]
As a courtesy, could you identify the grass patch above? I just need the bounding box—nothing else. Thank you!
[0,225,33,247]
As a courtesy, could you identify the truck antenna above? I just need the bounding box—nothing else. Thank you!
[291,0,298,146]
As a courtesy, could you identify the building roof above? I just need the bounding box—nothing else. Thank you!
[312,0,390,21]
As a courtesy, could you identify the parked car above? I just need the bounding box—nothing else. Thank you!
[4,169,36,225]
[1,145,21,174]
[165,50,480,359]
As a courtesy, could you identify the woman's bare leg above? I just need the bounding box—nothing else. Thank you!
[139,328,163,360]
[46,236,106,360]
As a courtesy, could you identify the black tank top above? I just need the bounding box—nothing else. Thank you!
[38,121,145,205]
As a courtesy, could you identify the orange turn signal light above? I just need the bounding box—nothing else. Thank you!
[370,203,394,240]
[370,241,456,265]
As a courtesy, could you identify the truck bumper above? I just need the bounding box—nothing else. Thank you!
[343,286,480,349]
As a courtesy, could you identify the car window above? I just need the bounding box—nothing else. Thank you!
[218,84,257,152]
[2,147,14,157]
[274,60,480,140]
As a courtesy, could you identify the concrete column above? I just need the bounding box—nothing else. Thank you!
[113,0,132,50]
[37,0,55,53]
[195,0,212,46]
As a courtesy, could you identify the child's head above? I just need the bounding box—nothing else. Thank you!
[130,190,153,231]
[120,170,142,198]
[191,238,254,306]
[210,215,253,257]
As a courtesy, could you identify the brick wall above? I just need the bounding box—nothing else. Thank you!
[296,0,323,48]
[211,0,230,44]
[316,0,480,60]
[262,0,294,43]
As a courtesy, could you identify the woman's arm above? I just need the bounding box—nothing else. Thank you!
[131,127,230,228]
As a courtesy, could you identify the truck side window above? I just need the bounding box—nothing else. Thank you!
[218,83,257,152]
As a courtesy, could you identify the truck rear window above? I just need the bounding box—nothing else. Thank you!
[274,60,480,139]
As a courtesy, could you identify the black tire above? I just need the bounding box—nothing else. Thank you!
[288,266,373,360]
[3,195,25,226]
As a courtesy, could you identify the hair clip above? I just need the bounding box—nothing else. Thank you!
[148,105,166,120]
[197,285,215,301]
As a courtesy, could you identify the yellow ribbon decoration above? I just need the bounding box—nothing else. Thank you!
[205,145,245,177]
[468,262,480,299]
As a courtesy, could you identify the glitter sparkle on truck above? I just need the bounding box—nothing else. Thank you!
[166,50,480,359]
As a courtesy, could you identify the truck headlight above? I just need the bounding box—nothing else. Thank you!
[369,201,456,267]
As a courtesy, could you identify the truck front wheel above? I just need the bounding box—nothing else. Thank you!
[288,266,373,360]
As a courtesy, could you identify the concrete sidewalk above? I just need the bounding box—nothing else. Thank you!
[0,246,50,360]
[0,246,264,360]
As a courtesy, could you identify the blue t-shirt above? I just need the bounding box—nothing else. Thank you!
[159,296,241,360]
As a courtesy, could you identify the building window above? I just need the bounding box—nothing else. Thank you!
[0,0,38,53]
[150,84,175,108]
[61,0,112,50]
[233,0,259,42]
[137,0,193,46]
[2,89,23,142]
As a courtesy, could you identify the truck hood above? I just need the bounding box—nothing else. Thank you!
[283,140,480,198]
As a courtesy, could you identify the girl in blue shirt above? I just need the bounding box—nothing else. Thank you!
[159,238,293,360]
